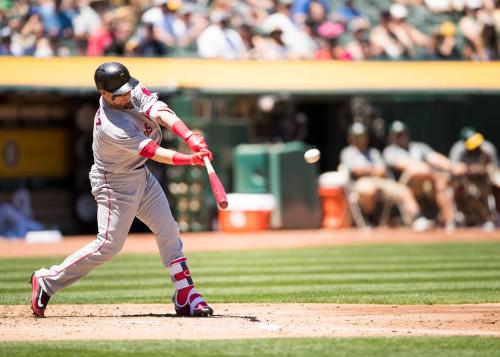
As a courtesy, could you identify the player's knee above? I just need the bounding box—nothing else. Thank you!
[157,221,181,240]
[98,239,125,259]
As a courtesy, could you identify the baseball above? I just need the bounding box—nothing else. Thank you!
[304,148,321,164]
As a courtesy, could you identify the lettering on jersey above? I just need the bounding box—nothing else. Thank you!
[96,108,102,126]
[144,123,153,137]
[141,85,152,96]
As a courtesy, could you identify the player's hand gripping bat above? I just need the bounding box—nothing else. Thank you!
[203,156,228,209]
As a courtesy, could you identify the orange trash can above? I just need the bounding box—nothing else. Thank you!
[318,172,351,229]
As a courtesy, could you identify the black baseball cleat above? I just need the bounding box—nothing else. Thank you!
[192,305,214,317]
[172,290,214,317]
[30,272,50,318]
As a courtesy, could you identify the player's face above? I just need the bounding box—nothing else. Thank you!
[101,90,132,109]
[394,131,409,147]
[352,134,368,150]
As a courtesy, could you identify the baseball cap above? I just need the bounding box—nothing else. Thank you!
[390,4,408,19]
[167,0,182,11]
[465,0,483,9]
[348,122,367,137]
[460,127,484,150]
[349,17,370,32]
[389,120,407,134]
[439,21,456,37]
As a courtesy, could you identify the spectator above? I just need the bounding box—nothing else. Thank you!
[424,0,465,13]
[17,13,46,55]
[103,20,135,56]
[481,21,498,60]
[262,0,317,59]
[54,0,76,40]
[370,10,407,59]
[307,0,328,28]
[34,35,56,57]
[340,122,433,230]
[0,0,498,61]
[135,21,169,56]
[252,27,288,59]
[387,4,432,58]
[431,21,461,59]
[72,0,102,43]
[449,127,499,229]
[86,9,113,56]
[459,0,490,60]
[34,0,60,37]
[335,0,365,23]
[237,22,256,55]
[175,4,209,50]
[141,0,185,48]
[291,0,330,27]
[315,36,351,60]
[0,27,12,55]
[344,17,372,60]
[197,11,247,59]
[383,121,463,231]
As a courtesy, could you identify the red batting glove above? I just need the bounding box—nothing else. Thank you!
[171,121,208,152]
[171,150,213,166]
[191,149,213,166]
[186,132,208,152]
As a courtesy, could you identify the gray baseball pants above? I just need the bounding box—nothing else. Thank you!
[35,166,183,295]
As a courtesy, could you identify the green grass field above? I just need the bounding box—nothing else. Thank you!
[1,241,500,356]
[1,242,500,305]
[2,337,500,357]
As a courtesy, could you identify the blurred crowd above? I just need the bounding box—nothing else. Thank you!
[0,0,499,60]
[340,121,499,232]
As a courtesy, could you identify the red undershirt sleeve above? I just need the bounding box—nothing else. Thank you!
[139,140,159,158]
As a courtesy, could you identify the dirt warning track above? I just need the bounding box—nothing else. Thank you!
[1,228,499,258]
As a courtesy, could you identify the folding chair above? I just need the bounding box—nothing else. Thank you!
[337,164,369,229]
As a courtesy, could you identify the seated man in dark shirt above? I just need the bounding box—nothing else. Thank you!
[449,127,499,230]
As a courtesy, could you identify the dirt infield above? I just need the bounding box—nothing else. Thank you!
[1,228,499,258]
[1,228,499,341]
[1,303,499,341]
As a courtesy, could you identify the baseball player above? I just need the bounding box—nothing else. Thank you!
[30,62,214,318]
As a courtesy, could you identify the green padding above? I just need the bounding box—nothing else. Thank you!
[233,142,321,229]
[233,144,270,193]
[268,142,321,229]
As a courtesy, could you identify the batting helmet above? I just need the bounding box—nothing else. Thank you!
[94,62,138,95]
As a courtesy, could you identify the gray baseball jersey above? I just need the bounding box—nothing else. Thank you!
[35,83,184,296]
[383,142,433,167]
[340,146,386,171]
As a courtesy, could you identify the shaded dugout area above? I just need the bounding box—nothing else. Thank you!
[0,59,498,235]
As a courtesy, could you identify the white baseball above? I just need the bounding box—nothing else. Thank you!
[304,148,321,164]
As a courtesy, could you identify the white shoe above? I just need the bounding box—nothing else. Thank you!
[482,221,495,232]
[411,216,433,232]
[444,221,456,234]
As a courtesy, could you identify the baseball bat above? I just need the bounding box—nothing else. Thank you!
[203,156,228,209]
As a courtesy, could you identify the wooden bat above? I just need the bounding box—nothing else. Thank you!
[203,157,228,209]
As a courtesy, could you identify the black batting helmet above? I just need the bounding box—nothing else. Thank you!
[94,62,138,95]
